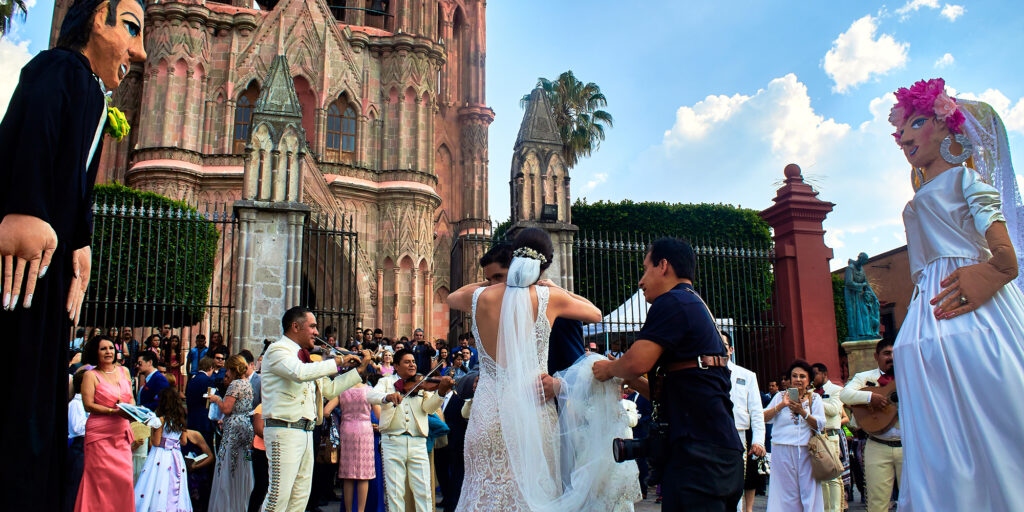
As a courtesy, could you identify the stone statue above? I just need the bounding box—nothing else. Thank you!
[844,252,881,340]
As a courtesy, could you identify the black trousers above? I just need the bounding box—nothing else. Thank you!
[248,448,269,512]
[65,436,85,512]
[662,441,744,512]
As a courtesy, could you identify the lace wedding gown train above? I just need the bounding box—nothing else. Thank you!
[457,285,639,512]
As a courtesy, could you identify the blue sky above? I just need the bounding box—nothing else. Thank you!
[4,1,1023,269]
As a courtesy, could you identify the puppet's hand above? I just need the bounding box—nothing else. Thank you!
[66,247,91,326]
[0,214,58,310]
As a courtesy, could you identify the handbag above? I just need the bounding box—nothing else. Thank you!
[315,413,340,464]
[804,392,842,481]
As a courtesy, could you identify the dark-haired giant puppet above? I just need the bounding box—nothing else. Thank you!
[0,0,146,509]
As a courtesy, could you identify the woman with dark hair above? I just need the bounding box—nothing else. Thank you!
[144,334,161,356]
[447,227,639,510]
[763,360,826,511]
[207,355,255,511]
[135,388,213,511]
[163,335,185,393]
[76,336,136,511]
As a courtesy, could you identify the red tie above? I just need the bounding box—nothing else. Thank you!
[877,371,894,386]
[815,387,825,397]
[298,349,311,363]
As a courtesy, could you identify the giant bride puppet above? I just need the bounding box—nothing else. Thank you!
[889,78,1024,510]
[0,0,145,509]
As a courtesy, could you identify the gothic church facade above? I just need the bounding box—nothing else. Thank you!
[49,0,492,340]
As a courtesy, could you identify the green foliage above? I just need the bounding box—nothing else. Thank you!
[571,199,775,328]
[572,199,772,243]
[832,274,848,343]
[89,183,222,328]
[522,70,613,168]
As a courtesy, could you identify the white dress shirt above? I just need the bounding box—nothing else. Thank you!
[261,336,361,423]
[728,361,766,446]
[819,380,844,431]
[765,392,825,446]
[840,368,900,440]
[68,394,88,439]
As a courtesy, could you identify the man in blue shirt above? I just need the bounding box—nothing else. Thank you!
[187,333,208,375]
[136,351,170,411]
[184,356,216,506]
[593,237,743,511]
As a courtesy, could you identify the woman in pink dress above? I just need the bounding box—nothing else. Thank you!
[337,382,376,512]
[76,336,136,512]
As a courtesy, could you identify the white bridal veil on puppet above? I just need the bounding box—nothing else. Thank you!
[956,99,1024,291]
[496,256,639,511]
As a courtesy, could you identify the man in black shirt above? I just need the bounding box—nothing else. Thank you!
[594,237,743,511]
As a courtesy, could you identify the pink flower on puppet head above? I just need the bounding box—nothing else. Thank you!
[890,77,965,135]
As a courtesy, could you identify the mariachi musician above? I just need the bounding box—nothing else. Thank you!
[840,339,901,512]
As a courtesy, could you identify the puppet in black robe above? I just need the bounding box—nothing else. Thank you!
[0,47,106,511]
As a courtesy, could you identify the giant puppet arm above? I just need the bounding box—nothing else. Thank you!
[932,221,1019,319]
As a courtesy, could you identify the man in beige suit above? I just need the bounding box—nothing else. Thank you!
[261,306,371,512]
[368,348,454,512]
[812,362,845,512]
[840,339,900,512]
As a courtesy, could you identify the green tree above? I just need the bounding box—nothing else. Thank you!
[832,273,848,343]
[521,70,613,168]
[0,0,27,37]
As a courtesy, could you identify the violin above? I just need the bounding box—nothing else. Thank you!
[396,374,452,397]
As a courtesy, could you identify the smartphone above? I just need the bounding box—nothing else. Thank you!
[787,387,799,402]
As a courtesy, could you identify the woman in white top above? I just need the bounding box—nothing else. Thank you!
[763,360,826,512]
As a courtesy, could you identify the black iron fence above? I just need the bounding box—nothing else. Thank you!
[573,230,783,386]
[81,200,237,364]
[301,211,359,345]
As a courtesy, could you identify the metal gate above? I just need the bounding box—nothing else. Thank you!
[82,199,237,354]
[301,211,359,345]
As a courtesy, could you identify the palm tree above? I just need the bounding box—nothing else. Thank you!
[0,0,28,38]
[521,70,613,168]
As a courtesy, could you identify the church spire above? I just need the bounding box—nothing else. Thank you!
[515,87,563,150]
[254,55,303,118]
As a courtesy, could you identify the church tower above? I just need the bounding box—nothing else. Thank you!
[509,87,576,290]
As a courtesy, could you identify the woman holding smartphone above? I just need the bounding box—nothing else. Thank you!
[763,360,826,511]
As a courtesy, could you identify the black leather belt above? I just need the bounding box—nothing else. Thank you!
[265,418,315,431]
[869,436,901,448]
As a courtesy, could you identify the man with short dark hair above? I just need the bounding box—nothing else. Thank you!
[185,356,216,506]
[137,351,169,411]
[187,333,208,375]
[841,339,900,512]
[374,328,384,345]
[368,349,454,512]
[411,328,435,374]
[593,237,743,510]
[812,362,845,512]
[261,306,371,512]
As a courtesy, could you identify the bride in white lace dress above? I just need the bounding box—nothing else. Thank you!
[448,228,641,512]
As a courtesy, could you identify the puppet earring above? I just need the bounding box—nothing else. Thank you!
[941,133,973,165]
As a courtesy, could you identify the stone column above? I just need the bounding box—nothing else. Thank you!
[392,267,400,335]
[376,268,384,329]
[760,164,840,375]
[424,271,433,339]
[162,66,176,146]
[411,268,419,329]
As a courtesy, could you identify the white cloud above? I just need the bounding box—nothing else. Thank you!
[663,93,749,143]
[934,52,954,69]
[895,0,965,21]
[583,172,608,191]
[631,74,917,270]
[941,4,965,21]
[895,0,939,20]
[0,37,33,119]
[824,15,909,94]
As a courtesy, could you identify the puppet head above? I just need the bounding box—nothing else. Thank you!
[56,0,147,90]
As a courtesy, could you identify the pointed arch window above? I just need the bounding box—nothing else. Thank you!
[233,83,260,153]
[325,97,357,163]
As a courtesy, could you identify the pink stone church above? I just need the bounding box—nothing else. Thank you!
[48,0,493,341]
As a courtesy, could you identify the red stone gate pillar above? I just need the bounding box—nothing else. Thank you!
[760,164,841,375]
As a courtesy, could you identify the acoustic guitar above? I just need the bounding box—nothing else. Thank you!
[849,380,898,435]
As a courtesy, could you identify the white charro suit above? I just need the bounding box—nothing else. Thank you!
[260,336,362,512]
[367,374,444,512]
[840,368,901,512]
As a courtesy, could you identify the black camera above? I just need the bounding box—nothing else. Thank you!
[612,421,670,486]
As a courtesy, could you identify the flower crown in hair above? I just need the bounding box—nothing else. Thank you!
[512,247,547,265]
[889,78,964,145]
